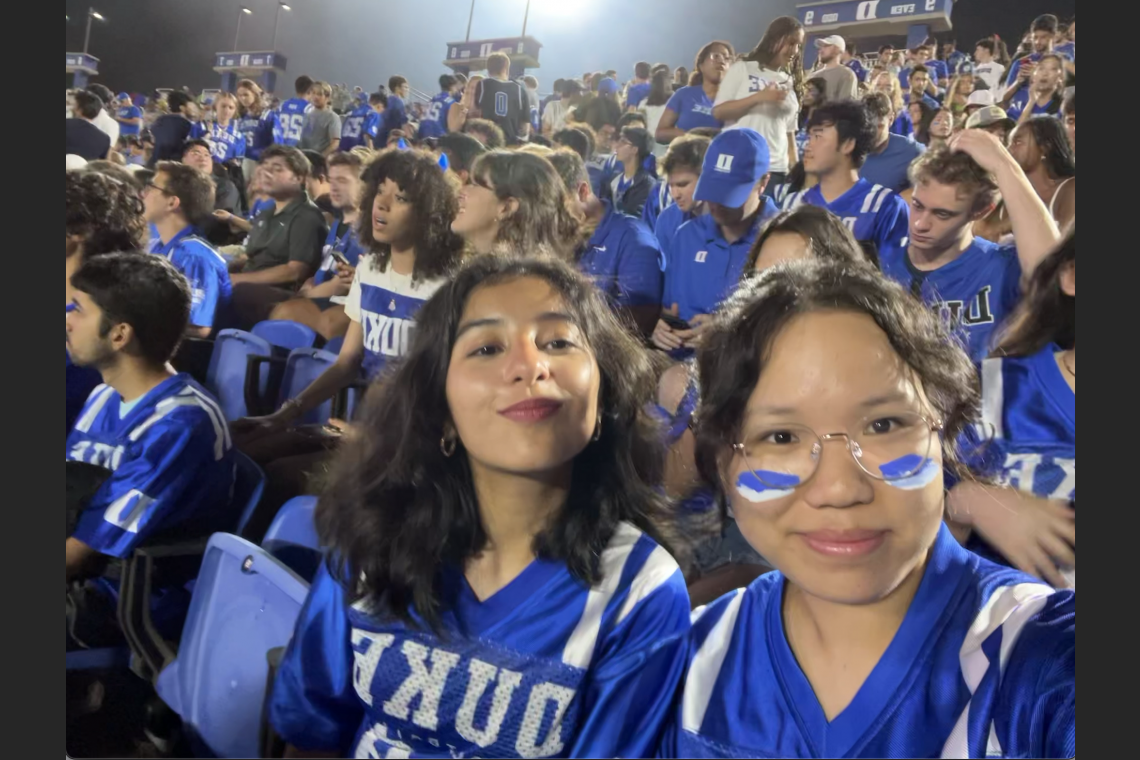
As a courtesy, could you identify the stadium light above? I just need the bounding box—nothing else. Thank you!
[273,2,293,52]
[83,8,106,55]
[234,7,252,52]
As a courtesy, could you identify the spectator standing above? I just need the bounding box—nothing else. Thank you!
[626,61,653,110]
[973,38,1006,93]
[1003,15,1067,102]
[640,71,673,160]
[812,35,859,101]
[418,75,462,140]
[943,38,969,74]
[542,79,584,137]
[236,80,276,186]
[66,91,112,161]
[1007,53,1065,120]
[1062,89,1075,155]
[298,81,342,157]
[274,75,315,147]
[860,92,925,194]
[113,92,143,138]
[473,53,529,145]
[149,91,199,166]
[85,84,120,147]
[656,41,733,147]
[842,44,867,83]
[903,65,939,109]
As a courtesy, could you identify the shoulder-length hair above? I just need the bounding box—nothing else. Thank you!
[468,151,584,259]
[691,41,735,87]
[646,70,673,107]
[235,78,265,116]
[1021,115,1076,179]
[741,15,805,96]
[356,149,464,281]
[992,226,1075,358]
[317,254,679,631]
[693,260,980,497]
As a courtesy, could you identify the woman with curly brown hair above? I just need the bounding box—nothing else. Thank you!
[231,148,465,540]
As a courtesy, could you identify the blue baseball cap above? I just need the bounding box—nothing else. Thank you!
[597,77,620,96]
[116,92,131,102]
[693,128,772,208]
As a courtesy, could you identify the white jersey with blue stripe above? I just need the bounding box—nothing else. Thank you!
[269,522,690,758]
[661,524,1075,758]
[783,179,910,253]
[66,374,236,557]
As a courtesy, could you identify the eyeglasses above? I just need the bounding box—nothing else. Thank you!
[732,412,943,489]
[145,181,173,196]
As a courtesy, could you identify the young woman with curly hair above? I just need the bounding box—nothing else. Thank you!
[231,149,465,540]
[269,254,690,759]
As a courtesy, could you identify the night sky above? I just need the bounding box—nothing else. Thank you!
[64,0,1074,97]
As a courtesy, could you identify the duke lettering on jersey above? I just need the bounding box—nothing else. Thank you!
[1002,453,1075,499]
[361,312,414,357]
[940,284,995,327]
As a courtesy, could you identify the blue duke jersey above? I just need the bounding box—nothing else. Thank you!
[577,201,664,310]
[148,227,233,330]
[275,97,314,146]
[418,93,455,140]
[205,120,246,164]
[314,218,367,293]
[269,523,690,758]
[641,180,675,232]
[342,104,381,151]
[783,179,910,253]
[662,524,1075,759]
[237,110,275,161]
[345,258,445,379]
[879,236,1022,364]
[1006,90,1059,121]
[66,374,236,557]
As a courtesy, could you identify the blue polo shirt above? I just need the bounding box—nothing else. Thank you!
[148,226,233,330]
[665,86,722,132]
[663,197,777,321]
[577,202,663,309]
[654,203,698,264]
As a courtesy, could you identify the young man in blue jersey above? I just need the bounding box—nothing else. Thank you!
[473,53,529,145]
[143,162,233,337]
[654,128,780,354]
[625,61,652,110]
[113,92,143,138]
[786,100,909,261]
[417,74,461,141]
[274,75,314,147]
[651,134,711,252]
[548,149,663,338]
[860,92,925,195]
[878,129,1061,364]
[380,75,410,145]
[66,253,235,645]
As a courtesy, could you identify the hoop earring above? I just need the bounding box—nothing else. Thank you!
[440,434,457,457]
[591,415,603,442]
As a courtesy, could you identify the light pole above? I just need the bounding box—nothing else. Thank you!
[83,8,105,55]
[522,0,532,37]
[272,3,292,51]
[234,7,252,52]
[465,0,476,42]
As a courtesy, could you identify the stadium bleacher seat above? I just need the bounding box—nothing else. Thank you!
[262,495,322,582]
[153,533,310,759]
[233,451,267,538]
[278,348,339,425]
[205,330,274,421]
[322,335,345,354]
[250,320,319,352]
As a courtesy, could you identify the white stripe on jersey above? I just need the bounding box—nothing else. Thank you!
[75,385,114,433]
[184,385,232,452]
[561,522,643,669]
[872,186,891,213]
[128,389,227,460]
[979,357,1005,440]
[860,184,885,213]
[783,190,806,211]
[682,587,746,732]
[940,582,1054,759]
[616,544,681,625]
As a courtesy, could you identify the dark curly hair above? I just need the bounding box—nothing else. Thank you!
[693,260,980,501]
[65,170,146,258]
[356,149,464,282]
[992,225,1075,358]
[317,254,679,632]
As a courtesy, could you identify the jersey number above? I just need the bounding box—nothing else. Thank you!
[344,117,363,139]
[426,102,443,122]
[495,92,509,117]
[285,114,304,141]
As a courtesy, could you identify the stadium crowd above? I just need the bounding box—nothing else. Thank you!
[66,9,1075,759]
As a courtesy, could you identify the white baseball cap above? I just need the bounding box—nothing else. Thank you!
[814,35,847,53]
[966,90,995,108]
[66,154,89,172]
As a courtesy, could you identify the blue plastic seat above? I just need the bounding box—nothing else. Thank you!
[277,348,338,425]
[251,320,318,352]
[154,533,309,759]
[322,335,345,354]
[205,330,273,421]
[262,496,321,581]
[232,451,267,537]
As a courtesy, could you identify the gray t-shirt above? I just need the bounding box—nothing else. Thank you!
[298,108,342,153]
[814,65,860,102]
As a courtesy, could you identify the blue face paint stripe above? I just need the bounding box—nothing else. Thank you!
[735,470,800,503]
[879,454,941,490]
[878,453,925,480]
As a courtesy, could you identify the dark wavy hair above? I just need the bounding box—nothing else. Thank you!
[65,170,145,258]
[317,254,678,631]
[741,15,805,98]
[746,205,872,271]
[356,149,464,281]
[992,225,1075,357]
[693,260,980,498]
[1019,115,1076,180]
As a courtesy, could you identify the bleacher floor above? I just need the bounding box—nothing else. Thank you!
[66,670,163,758]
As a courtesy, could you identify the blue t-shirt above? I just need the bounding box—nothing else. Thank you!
[268,523,690,758]
[418,92,455,139]
[340,104,380,151]
[577,202,664,309]
[660,524,1075,759]
[381,95,408,144]
[879,235,1022,364]
[274,97,314,146]
[903,91,941,110]
[148,226,233,329]
[313,218,366,287]
[845,58,868,83]
[626,81,651,109]
[236,111,275,161]
[664,199,778,321]
[205,121,246,164]
[664,86,722,132]
[783,178,910,253]
[247,197,275,222]
[890,110,914,138]
[858,133,926,193]
[116,105,143,137]
[66,374,236,558]
[641,180,675,233]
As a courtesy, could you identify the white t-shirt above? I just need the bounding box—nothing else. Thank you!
[93,108,120,146]
[542,99,569,134]
[639,103,670,159]
[974,62,1007,94]
[713,60,799,173]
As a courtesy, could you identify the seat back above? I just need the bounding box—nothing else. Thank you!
[205,330,273,421]
[262,495,322,582]
[251,320,319,352]
[232,451,267,536]
[278,348,338,425]
[322,335,345,355]
[154,534,309,759]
